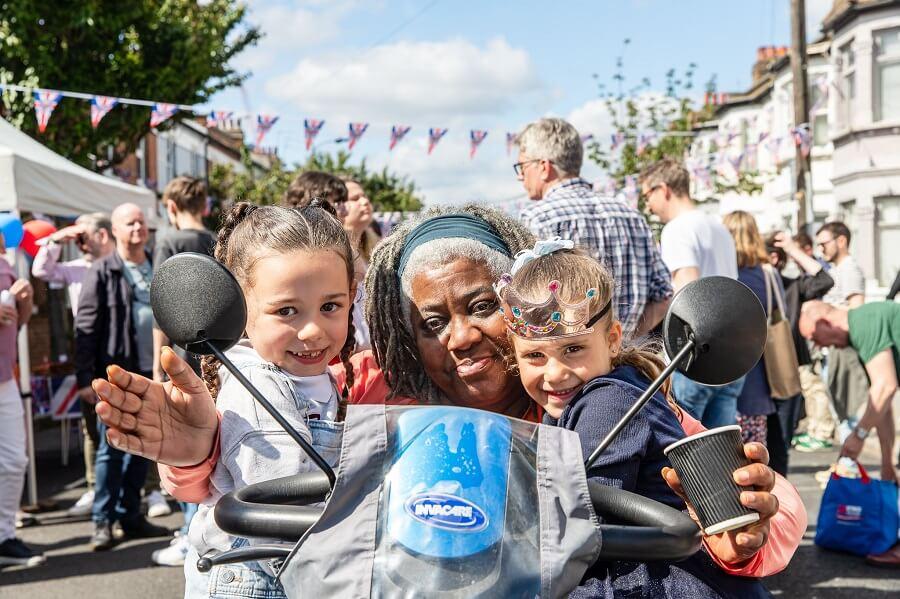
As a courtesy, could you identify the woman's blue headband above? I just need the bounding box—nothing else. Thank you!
[397,214,513,280]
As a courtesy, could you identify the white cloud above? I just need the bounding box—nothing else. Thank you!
[232,1,362,72]
[265,37,545,122]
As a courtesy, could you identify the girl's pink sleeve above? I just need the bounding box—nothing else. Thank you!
[158,412,222,503]
[679,411,806,576]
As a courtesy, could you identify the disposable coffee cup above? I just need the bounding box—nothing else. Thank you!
[664,425,759,535]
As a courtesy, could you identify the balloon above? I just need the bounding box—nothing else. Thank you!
[21,220,58,258]
[0,214,24,250]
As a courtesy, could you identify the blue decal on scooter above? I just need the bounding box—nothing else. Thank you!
[405,493,489,532]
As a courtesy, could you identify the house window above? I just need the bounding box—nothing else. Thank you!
[837,41,855,127]
[840,200,857,252]
[809,77,829,145]
[874,28,900,122]
[876,197,900,286]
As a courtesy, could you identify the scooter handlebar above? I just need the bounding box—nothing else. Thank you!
[589,481,702,561]
[211,472,701,563]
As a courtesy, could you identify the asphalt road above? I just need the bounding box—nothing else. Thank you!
[2,422,899,598]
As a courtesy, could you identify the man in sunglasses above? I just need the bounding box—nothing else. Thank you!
[516,117,672,340]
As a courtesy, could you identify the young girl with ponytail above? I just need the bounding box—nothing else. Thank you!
[497,239,773,597]
[185,201,356,599]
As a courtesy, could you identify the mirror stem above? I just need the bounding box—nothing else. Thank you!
[584,339,696,471]
[205,342,337,489]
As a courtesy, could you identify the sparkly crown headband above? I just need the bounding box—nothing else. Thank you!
[494,238,612,340]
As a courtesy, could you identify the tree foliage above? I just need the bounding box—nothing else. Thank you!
[208,149,423,215]
[303,151,423,212]
[586,40,762,211]
[0,0,259,168]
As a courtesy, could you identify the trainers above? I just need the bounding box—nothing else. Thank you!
[0,537,46,567]
[67,490,95,517]
[791,433,810,447]
[146,490,172,518]
[91,522,116,551]
[795,436,833,452]
[152,534,190,567]
[119,517,170,540]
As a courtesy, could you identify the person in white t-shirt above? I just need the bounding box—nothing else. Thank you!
[640,158,744,428]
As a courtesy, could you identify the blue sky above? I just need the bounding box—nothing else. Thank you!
[206,0,834,207]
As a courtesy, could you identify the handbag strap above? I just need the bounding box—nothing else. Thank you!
[831,460,872,484]
[762,264,773,323]
[763,265,786,321]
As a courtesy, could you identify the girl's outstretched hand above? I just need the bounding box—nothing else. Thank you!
[92,346,218,467]
[662,442,778,566]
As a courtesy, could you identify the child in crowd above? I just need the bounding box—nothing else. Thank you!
[496,238,771,598]
[184,201,356,599]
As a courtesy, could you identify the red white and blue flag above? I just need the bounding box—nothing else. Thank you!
[428,127,448,155]
[90,95,118,128]
[610,131,626,151]
[50,375,80,421]
[150,103,177,128]
[255,114,279,146]
[637,132,656,156]
[505,132,518,155]
[347,122,369,150]
[389,125,411,150]
[580,133,594,144]
[623,175,638,209]
[33,90,62,133]
[469,130,488,159]
[206,110,233,129]
[305,119,326,151]
[728,150,745,174]
[791,124,812,158]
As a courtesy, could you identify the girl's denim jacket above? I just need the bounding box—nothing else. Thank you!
[185,340,343,599]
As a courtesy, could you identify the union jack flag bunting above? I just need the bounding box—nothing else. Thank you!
[469,130,488,159]
[505,132,518,155]
[304,119,326,151]
[610,131,625,151]
[580,133,594,144]
[389,125,411,150]
[33,90,62,133]
[691,165,712,189]
[791,124,812,158]
[255,114,279,146]
[347,122,369,151]
[728,150,745,174]
[766,135,782,157]
[90,95,118,128]
[810,76,830,115]
[636,132,656,156]
[603,177,618,197]
[623,175,638,209]
[206,110,233,129]
[150,103,177,128]
[427,127,448,155]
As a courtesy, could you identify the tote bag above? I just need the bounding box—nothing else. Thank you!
[815,462,899,556]
[762,265,802,399]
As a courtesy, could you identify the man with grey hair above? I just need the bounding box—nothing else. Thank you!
[516,117,672,339]
[31,213,116,518]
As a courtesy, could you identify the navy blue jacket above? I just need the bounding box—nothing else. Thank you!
[545,365,772,598]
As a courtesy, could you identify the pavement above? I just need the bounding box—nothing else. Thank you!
[2,420,899,598]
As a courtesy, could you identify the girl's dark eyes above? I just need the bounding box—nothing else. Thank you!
[523,352,545,360]
[564,345,584,354]
[277,307,297,317]
[321,302,340,313]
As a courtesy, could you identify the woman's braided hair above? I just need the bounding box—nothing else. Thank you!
[364,204,534,402]
[200,201,356,417]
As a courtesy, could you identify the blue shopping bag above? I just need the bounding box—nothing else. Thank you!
[815,462,899,556]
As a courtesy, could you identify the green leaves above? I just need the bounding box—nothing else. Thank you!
[0,0,259,168]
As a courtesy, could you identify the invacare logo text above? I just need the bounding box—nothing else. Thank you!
[405,493,489,532]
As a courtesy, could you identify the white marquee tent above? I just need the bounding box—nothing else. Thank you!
[0,117,155,216]
[0,117,156,506]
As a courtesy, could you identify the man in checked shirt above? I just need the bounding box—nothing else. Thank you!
[515,117,673,340]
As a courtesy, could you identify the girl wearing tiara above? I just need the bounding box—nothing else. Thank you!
[497,239,772,598]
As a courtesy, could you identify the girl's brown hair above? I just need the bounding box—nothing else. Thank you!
[507,249,677,408]
[723,210,768,268]
[200,201,356,419]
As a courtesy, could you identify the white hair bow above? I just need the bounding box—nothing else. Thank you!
[510,237,575,275]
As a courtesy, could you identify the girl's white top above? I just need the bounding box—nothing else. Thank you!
[188,339,340,556]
